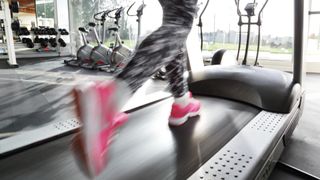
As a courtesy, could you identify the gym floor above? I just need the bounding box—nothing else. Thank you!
[270,73,320,178]
[0,58,319,179]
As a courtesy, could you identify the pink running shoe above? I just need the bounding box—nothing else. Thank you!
[169,92,201,126]
[71,81,128,178]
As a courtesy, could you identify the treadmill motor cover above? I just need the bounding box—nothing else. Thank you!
[188,65,301,113]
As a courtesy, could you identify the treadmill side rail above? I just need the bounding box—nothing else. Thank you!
[188,100,301,180]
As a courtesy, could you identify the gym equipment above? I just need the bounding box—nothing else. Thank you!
[33,35,40,43]
[21,37,34,48]
[84,22,112,69]
[21,37,27,43]
[49,38,57,47]
[11,19,19,31]
[93,10,108,43]
[59,28,69,36]
[198,0,210,51]
[58,38,67,47]
[32,26,53,35]
[18,27,30,36]
[99,7,133,72]
[127,1,146,41]
[39,38,48,48]
[64,27,94,67]
[32,27,40,35]
[0,1,306,180]
[26,39,34,48]
[66,5,141,72]
[31,27,59,36]
[197,0,237,66]
[235,0,269,66]
[89,6,133,72]
[48,28,58,35]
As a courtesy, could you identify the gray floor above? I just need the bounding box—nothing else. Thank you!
[275,74,320,177]
[269,164,308,180]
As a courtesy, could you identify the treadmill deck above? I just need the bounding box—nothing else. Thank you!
[0,96,259,180]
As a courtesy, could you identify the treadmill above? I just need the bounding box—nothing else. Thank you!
[0,0,305,179]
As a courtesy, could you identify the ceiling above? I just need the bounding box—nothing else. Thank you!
[12,0,36,14]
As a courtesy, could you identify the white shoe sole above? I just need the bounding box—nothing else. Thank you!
[169,109,200,126]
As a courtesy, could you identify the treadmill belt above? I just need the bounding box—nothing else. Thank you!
[0,96,260,180]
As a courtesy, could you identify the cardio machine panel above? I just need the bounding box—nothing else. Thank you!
[188,65,302,113]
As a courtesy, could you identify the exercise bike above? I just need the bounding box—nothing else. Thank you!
[64,9,116,70]
[99,4,146,73]
[99,7,133,72]
[64,27,94,67]
[81,22,113,70]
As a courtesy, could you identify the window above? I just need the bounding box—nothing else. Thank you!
[36,0,55,27]
[200,0,294,70]
[310,0,320,12]
[69,0,157,51]
[306,0,320,61]
[306,15,320,62]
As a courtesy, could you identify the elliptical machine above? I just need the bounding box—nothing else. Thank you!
[197,0,237,66]
[64,27,94,67]
[127,1,146,44]
[235,0,269,66]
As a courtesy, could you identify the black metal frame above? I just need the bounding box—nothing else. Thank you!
[309,11,320,15]
[235,0,269,66]
[94,10,109,43]
[197,0,210,51]
[127,1,146,39]
[293,0,304,85]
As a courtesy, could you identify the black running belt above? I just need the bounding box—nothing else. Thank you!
[0,96,260,180]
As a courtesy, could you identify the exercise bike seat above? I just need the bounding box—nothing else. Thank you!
[108,27,119,32]
[88,22,96,27]
[78,27,89,33]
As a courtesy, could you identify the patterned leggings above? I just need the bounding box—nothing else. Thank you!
[116,0,198,98]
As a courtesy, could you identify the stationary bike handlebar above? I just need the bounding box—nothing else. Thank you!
[78,27,89,33]
[94,10,108,21]
[106,7,124,19]
[198,0,210,51]
[257,0,269,19]
[127,2,146,17]
[88,22,96,27]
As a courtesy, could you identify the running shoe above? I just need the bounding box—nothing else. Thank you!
[169,92,201,126]
[71,81,128,177]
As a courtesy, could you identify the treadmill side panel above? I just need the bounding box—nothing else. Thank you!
[188,102,300,180]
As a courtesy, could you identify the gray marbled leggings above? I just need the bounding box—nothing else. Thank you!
[117,0,198,98]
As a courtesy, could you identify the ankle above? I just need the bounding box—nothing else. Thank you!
[174,92,190,106]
